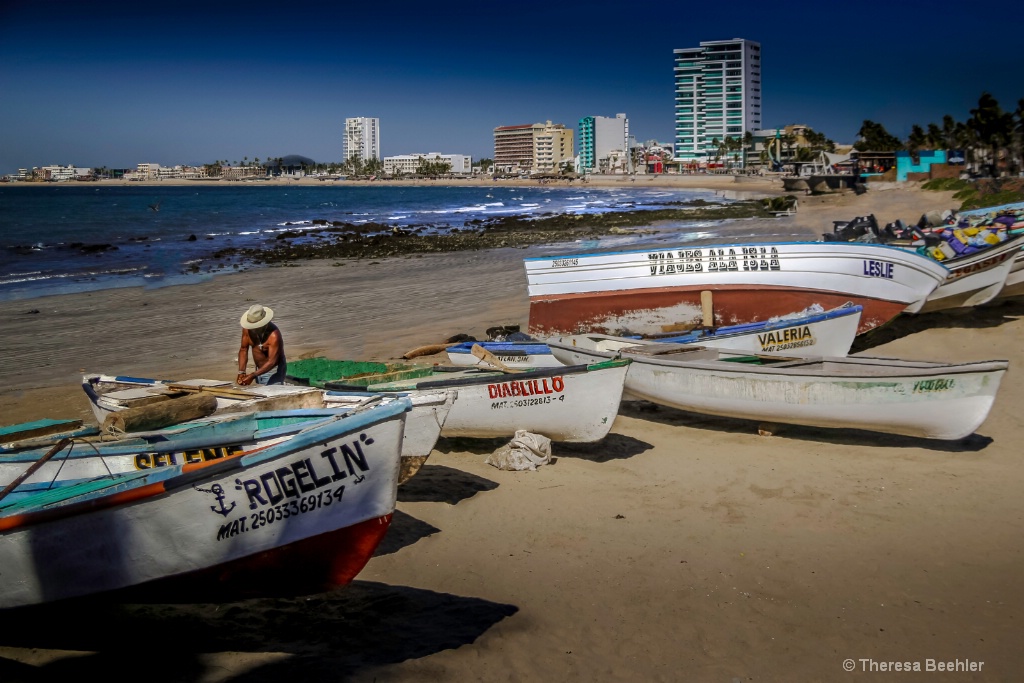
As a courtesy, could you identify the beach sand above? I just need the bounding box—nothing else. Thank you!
[2,184,1022,681]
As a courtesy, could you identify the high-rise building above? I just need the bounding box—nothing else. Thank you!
[344,117,381,163]
[494,121,574,175]
[673,38,761,164]
[578,113,630,174]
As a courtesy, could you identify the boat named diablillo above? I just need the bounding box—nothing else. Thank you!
[524,241,949,338]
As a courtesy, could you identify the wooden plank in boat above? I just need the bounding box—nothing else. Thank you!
[169,379,232,387]
[623,343,702,356]
[105,387,166,400]
[0,419,83,443]
[166,383,259,400]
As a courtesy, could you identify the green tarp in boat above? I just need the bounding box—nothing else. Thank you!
[286,357,434,389]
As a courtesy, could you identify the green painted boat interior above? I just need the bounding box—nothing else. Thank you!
[0,470,152,515]
[587,359,631,371]
[286,357,434,388]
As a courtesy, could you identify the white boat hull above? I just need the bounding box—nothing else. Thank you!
[914,234,1024,312]
[548,338,1006,440]
[83,375,454,469]
[0,401,408,608]
[525,242,948,336]
[446,346,563,369]
[370,362,630,442]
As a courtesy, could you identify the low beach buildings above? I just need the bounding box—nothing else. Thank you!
[383,154,472,176]
[673,38,762,165]
[344,117,381,163]
[493,121,574,176]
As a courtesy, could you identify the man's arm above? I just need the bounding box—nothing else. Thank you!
[239,331,281,385]
[237,331,252,384]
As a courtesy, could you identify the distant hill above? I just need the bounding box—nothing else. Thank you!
[268,155,316,168]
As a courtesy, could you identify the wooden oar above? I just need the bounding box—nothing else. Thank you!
[471,344,520,373]
[166,383,258,400]
[403,342,458,359]
[0,438,72,504]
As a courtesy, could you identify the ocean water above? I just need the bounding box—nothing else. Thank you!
[0,183,736,300]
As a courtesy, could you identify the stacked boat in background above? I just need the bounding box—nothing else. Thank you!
[823,212,1024,312]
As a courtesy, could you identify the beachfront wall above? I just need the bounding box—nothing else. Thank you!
[896,150,947,182]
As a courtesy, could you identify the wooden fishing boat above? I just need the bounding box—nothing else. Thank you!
[362,360,629,442]
[524,241,948,338]
[954,202,1024,301]
[0,397,410,609]
[285,357,630,442]
[81,375,454,483]
[0,401,431,501]
[83,374,327,424]
[997,249,1024,301]
[451,303,863,367]
[913,233,1024,312]
[446,341,564,368]
[547,336,1007,441]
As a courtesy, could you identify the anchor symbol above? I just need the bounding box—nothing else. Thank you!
[207,483,236,517]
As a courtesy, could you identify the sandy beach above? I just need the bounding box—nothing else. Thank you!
[2,183,1022,681]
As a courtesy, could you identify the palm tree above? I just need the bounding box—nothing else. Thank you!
[742,130,754,170]
[906,125,927,159]
[1012,99,1024,175]
[940,115,956,150]
[968,92,1012,175]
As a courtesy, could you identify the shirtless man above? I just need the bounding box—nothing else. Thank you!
[237,303,287,385]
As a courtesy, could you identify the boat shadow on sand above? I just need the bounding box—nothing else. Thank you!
[0,579,518,682]
[397,463,499,504]
[435,433,654,464]
[619,400,994,453]
[853,298,1024,353]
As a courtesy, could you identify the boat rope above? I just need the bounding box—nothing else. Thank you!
[0,438,73,504]
[45,439,116,490]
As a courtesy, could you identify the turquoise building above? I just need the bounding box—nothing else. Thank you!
[895,150,947,181]
[578,117,596,172]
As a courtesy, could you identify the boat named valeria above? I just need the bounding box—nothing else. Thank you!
[524,241,948,338]
[547,336,1007,441]
[450,303,862,368]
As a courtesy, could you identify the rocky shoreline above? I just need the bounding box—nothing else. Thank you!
[208,198,779,268]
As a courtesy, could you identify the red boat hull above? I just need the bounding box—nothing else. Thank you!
[115,513,393,603]
[528,284,907,337]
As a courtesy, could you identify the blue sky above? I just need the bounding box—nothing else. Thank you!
[1,0,1022,173]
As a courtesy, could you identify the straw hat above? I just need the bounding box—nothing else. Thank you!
[240,303,274,329]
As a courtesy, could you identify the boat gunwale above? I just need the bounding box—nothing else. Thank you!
[545,340,1008,379]
[523,240,952,277]
[0,399,410,530]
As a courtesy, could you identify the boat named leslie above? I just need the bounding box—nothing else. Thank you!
[525,241,948,338]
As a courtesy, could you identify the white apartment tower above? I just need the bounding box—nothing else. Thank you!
[344,117,381,163]
[673,38,761,163]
